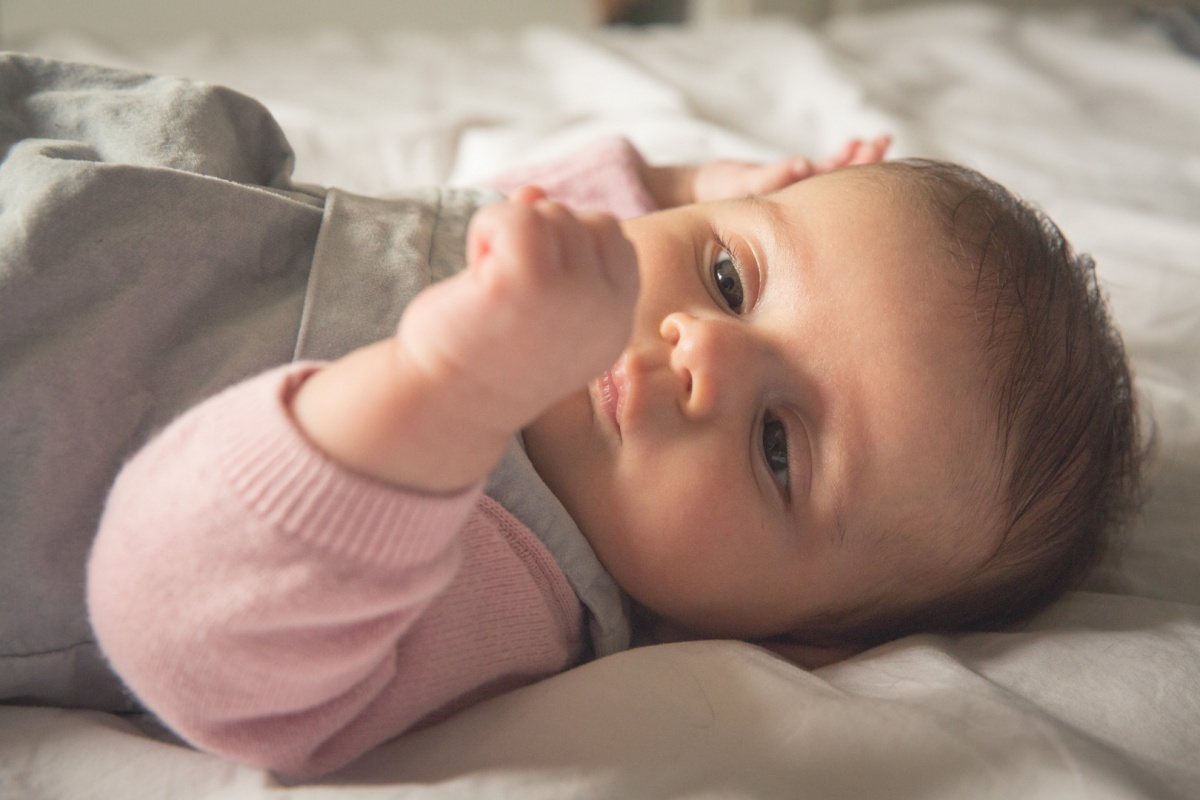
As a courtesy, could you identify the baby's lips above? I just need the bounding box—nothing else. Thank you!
[594,368,623,440]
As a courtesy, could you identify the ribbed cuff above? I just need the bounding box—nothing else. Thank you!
[215,365,483,569]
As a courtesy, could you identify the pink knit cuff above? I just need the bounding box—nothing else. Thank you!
[215,365,482,569]
[485,136,659,220]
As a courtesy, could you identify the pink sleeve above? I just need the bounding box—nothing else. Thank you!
[88,365,582,777]
[484,136,660,220]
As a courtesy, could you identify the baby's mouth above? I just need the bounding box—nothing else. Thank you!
[594,362,628,441]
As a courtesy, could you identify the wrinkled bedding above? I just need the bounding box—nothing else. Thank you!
[2,3,1198,798]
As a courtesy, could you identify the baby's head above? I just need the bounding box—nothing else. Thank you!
[523,159,1142,659]
[795,159,1145,649]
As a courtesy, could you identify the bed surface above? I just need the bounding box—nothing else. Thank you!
[3,3,1199,798]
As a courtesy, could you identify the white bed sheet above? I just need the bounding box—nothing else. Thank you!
[3,4,1199,799]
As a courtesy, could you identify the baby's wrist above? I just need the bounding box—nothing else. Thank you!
[637,163,697,209]
[290,339,514,494]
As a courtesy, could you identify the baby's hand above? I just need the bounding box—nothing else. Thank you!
[640,134,891,207]
[292,187,638,493]
[691,134,892,202]
[399,185,640,435]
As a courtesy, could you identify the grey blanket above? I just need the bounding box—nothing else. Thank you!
[0,54,519,709]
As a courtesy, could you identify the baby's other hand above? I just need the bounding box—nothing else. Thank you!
[693,134,891,202]
[641,134,891,207]
[399,186,639,434]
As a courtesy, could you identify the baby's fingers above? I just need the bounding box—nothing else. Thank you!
[820,138,860,171]
[526,199,639,315]
[692,159,809,202]
[847,134,891,165]
[468,197,636,317]
[583,207,640,302]
[756,158,818,193]
[468,199,639,408]
[469,195,579,270]
[818,134,891,172]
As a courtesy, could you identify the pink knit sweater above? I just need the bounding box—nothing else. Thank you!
[87,137,657,778]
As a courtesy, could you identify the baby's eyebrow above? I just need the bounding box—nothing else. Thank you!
[737,194,802,296]
[738,192,775,217]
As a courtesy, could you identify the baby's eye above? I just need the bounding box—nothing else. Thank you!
[712,249,744,312]
[762,412,789,491]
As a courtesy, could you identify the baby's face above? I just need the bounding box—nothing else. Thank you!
[524,167,1003,640]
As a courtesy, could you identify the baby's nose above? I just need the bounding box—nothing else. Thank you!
[660,312,742,420]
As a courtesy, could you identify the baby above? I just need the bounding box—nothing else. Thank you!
[8,58,1133,778]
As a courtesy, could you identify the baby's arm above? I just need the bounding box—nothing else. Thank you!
[291,185,638,493]
[91,190,634,777]
[90,364,583,777]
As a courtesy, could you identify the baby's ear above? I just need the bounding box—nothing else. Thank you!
[754,636,862,670]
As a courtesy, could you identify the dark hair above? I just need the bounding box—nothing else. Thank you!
[807,159,1146,648]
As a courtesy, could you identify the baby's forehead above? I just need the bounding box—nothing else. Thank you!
[764,166,948,248]
[769,161,924,202]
